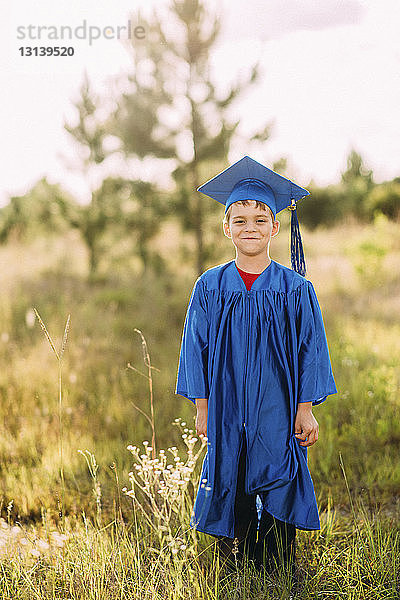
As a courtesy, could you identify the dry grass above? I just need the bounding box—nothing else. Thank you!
[0,215,399,597]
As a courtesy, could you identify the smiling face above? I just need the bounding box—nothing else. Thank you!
[223,200,280,259]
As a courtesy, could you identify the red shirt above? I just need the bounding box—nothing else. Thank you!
[236,265,262,290]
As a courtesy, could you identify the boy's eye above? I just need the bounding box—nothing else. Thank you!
[232,219,267,224]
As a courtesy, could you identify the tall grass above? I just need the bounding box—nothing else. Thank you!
[0,461,399,598]
[0,218,398,518]
[0,217,399,597]
[33,309,70,530]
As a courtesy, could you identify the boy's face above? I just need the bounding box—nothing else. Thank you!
[223,200,280,259]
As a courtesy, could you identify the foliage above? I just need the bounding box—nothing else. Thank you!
[65,177,167,276]
[63,71,110,168]
[364,180,400,220]
[123,419,207,556]
[299,183,345,229]
[300,150,400,229]
[62,74,169,276]
[110,0,269,274]
[339,149,374,218]
[0,178,77,243]
[341,149,373,188]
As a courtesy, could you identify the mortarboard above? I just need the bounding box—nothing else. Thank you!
[197,155,309,276]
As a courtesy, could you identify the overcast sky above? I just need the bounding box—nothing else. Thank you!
[1,0,399,205]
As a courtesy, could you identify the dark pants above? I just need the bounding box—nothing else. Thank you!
[216,433,296,573]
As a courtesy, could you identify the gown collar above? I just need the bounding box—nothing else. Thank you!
[231,259,274,291]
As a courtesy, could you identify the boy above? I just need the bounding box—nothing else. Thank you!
[175,156,337,575]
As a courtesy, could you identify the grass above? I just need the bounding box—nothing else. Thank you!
[0,215,399,597]
[0,417,399,599]
[0,469,398,599]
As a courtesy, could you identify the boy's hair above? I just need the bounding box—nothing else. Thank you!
[223,200,275,225]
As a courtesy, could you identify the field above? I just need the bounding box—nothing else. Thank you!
[0,214,399,598]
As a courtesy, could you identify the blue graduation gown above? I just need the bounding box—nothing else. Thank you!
[175,259,337,537]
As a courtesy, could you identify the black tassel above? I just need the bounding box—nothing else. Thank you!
[290,205,306,276]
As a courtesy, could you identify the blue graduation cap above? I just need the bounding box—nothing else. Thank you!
[197,155,310,276]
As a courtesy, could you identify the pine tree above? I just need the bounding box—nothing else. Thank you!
[341,149,374,220]
[63,73,164,276]
[112,0,270,274]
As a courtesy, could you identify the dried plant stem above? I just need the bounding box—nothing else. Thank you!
[110,462,124,526]
[78,450,102,528]
[127,329,159,459]
[34,309,70,531]
[58,361,65,527]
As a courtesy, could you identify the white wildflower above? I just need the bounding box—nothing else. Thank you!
[25,308,36,328]
[37,539,50,552]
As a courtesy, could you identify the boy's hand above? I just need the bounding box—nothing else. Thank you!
[294,402,319,447]
[195,398,208,438]
[196,410,208,438]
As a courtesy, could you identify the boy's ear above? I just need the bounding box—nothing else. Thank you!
[271,219,280,237]
[223,221,232,238]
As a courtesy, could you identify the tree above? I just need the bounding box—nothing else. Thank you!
[63,74,165,277]
[0,177,76,243]
[341,149,374,220]
[63,71,109,169]
[299,183,345,229]
[111,0,270,275]
[67,177,127,276]
[341,149,373,187]
[364,181,400,221]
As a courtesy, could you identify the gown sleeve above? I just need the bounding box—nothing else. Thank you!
[296,280,337,406]
[175,277,209,404]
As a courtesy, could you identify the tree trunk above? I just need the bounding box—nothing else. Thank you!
[189,84,204,276]
[192,166,204,276]
[88,240,98,277]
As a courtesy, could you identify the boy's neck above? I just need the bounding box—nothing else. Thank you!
[235,254,272,274]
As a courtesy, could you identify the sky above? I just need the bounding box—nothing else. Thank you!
[1,0,399,205]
